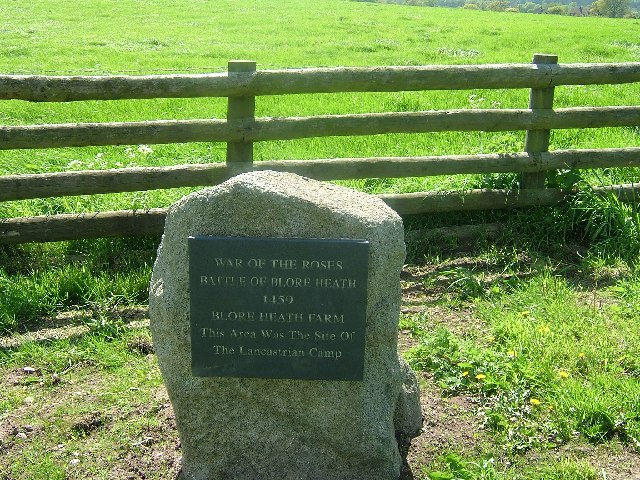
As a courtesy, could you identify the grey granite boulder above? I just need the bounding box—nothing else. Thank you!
[149,171,422,479]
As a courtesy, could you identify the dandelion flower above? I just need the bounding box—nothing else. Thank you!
[462,371,469,377]
[475,373,486,380]
[507,350,516,357]
[537,324,551,335]
[578,352,586,359]
[530,398,541,406]
[558,370,570,379]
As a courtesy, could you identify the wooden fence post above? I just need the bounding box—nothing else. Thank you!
[520,53,558,189]
[226,60,256,172]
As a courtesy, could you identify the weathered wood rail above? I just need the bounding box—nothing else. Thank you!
[1,54,639,244]
[3,63,639,101]
[2,107,640,150]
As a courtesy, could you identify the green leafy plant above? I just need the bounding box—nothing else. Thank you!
[427,453,499,480]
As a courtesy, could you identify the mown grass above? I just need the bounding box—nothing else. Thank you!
[0,325,173,480]
[1,1,640,478]
[1,0,639,219]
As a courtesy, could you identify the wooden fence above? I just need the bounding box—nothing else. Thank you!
[1,54,640,244]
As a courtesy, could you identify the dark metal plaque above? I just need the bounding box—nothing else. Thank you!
[188,236,369,381]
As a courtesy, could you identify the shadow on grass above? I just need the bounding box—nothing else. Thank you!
[0,306,149,350]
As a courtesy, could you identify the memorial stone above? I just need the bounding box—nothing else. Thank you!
[149,171,422,480]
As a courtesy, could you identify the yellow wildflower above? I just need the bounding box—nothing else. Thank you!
[521,310,530,317]
[537,324,551,335]
[507,350,516,357]
[558,370,570,379]
[530,398,541,406]
[462,371,469,377]
[578,352,586,359]
[475,373,486,380]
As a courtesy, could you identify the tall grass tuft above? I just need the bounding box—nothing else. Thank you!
[570,186,640,263]
[0,237,157,333]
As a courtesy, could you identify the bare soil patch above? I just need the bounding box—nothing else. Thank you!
[401,377,488,479]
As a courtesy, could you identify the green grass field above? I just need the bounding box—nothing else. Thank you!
[1,1,640,478]
[1,0,639,218]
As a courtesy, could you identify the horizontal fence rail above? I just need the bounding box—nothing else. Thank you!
[1,56,639,244]
[2,107,639,150]
[2,148,640,202]
[2,184,638,244]
[1,63,639,101]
